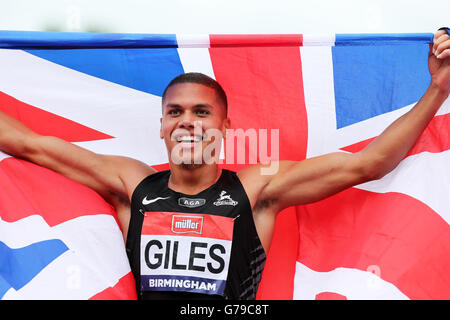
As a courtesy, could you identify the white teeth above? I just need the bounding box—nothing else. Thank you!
[177,135,202,143]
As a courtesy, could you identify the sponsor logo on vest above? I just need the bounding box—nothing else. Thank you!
[171,215,203,234]
[213,190,238,206]
[178,197,206,208]
[142,195,170,205]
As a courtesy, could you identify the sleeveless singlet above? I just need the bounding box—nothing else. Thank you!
[126,169,266,300]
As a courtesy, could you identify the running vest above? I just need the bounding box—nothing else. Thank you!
[126,169,266,300]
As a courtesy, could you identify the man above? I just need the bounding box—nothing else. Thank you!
[0,30,449,300]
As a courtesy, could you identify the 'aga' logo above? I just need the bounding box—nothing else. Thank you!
[178,197,206,208]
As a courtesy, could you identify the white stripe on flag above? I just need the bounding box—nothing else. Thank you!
[302,34,335,46]
[356,149,450,225]
[300,45,337,158]
[177,47,216,79]
[0,151,11,161]
[293,262,408,300]
[0,215,56,248]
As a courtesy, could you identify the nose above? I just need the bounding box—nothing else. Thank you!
[178,117,195,129]
[177,112,203,131]
[176,109,195,129]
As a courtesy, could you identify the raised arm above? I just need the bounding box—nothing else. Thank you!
[248,29,450,214]
[0,109,155,208]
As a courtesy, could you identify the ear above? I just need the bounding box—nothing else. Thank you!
[160,117,164,139]
[221,117,231,140]
[223,117,231,131]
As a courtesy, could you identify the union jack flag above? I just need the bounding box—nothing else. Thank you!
[0,31,448,299]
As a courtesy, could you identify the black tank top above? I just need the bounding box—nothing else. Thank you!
[126,169,266,300]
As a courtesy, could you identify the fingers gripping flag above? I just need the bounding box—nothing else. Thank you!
[0,31,448,299]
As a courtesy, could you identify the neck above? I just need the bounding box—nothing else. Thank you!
[168,163,222,195]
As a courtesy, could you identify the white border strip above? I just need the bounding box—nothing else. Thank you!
[176,34,210,48]
[302,34,335,46]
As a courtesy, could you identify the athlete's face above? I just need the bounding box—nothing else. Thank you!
[161,83,230,167]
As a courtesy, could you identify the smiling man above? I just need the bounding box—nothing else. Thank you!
[0,30,449,300]
[161,76,229,170]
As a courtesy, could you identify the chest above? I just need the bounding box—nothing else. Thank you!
[130,180,254,297]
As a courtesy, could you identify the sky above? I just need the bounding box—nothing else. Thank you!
[0,0,448,35]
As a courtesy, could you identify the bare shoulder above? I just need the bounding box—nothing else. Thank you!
[100,155,156,241]
[102,154,156,201]
[237,161,295,209]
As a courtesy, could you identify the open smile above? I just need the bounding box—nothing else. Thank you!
[175,135,203,143]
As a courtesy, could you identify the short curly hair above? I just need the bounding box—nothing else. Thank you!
[162,72,228,115]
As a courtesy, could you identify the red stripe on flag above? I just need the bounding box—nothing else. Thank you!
[340,113,450,156]
[209,45,307,299]
[209,45,308,166]
[151,163,171,171]
[315,292,347,300]
[297,187,450,299]
[210,34,303,47]
[0,91,113,142]
[256,207,298,300]
[0,158,117,227]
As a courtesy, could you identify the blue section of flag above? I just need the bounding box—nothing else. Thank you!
[334,33,433,46]
[25,48,185,96]
[0,30,179,48]
[0,239,69,298]
[332,35,431,128]
[0,276,10,299]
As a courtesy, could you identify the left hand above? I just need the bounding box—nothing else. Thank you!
[429,29,450,95]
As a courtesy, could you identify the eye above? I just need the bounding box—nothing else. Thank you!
[167,109,181,116]
[195,109,210,116]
